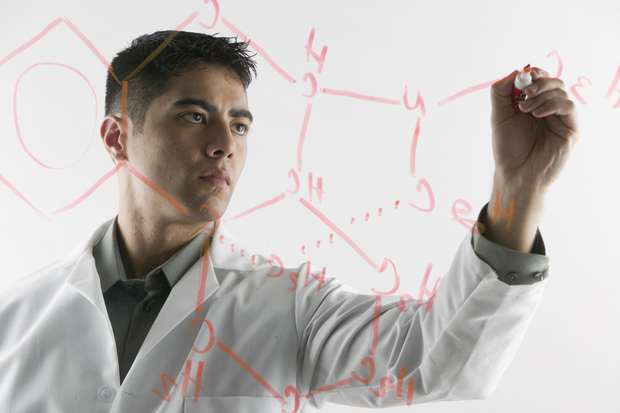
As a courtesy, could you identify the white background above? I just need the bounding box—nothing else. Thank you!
[0,0,619,411]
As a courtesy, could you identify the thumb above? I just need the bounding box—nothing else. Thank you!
[491,70,519,116]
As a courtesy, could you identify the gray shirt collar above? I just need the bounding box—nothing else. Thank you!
[93,215,209,293]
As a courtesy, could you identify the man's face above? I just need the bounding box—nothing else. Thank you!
[124,64,251,224]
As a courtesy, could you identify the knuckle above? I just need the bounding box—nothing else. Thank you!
[557,79,566,90]
[535,78,548,89]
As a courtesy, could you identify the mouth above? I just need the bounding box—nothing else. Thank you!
[199,176,228,188]
[199,168,231,186]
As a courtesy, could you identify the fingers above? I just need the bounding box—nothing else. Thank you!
[518,89,568,116]
[524,72,565,98]
[519,67,576,121]
[493,66,555,98]
[517,66,578,139]
[491,66,555,105]
[521,95,576,119]
[492,66,578,135]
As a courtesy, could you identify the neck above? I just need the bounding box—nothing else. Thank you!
[115,207,213,280]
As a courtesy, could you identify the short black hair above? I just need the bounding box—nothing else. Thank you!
[104,30,257,133]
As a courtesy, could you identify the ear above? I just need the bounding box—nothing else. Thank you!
[100,114,129,164]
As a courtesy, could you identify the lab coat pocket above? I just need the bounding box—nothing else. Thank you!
[184,396,285,412]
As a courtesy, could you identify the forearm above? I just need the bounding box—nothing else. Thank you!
[481,177,547,253]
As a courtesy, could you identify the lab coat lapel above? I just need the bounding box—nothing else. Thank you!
[65,248,116,342]
[128,221,257,369]
[64,218,116,340]
[127,224,230,366]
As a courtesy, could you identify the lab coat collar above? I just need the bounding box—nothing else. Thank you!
[66,216,256,274]
[64,216,256,376]
[94,215,210,293]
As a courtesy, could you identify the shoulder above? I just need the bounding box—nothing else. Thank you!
[0,218,112,344]
[0,216,112,304]
[0,254,78,308]
[0,256,79,352]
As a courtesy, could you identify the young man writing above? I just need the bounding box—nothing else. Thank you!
[0,31,578,412]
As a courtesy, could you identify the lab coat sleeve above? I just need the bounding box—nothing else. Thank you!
[294,231,546,411]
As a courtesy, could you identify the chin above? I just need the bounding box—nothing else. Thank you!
[198,201,227,222]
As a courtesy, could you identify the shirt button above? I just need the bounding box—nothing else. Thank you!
[143,301,152,312]
[98,386,114,401]
[507,272,519,282]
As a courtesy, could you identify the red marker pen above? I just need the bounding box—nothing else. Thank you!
[512,64,532,110]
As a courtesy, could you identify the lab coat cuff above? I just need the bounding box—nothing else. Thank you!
[471,203,550,286]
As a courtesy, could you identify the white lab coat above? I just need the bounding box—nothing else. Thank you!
[0,217,546,413]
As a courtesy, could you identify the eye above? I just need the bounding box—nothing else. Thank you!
[232,123,249,135]
[183,112,205,124]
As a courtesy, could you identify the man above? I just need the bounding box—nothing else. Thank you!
[0,31,578,412]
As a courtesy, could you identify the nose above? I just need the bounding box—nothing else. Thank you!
[205,118,236,159]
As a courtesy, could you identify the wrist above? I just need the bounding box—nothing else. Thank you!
[492,170,551,199]
[494,176,546,211]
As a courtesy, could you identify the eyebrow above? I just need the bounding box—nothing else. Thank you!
[172,98,253,123]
